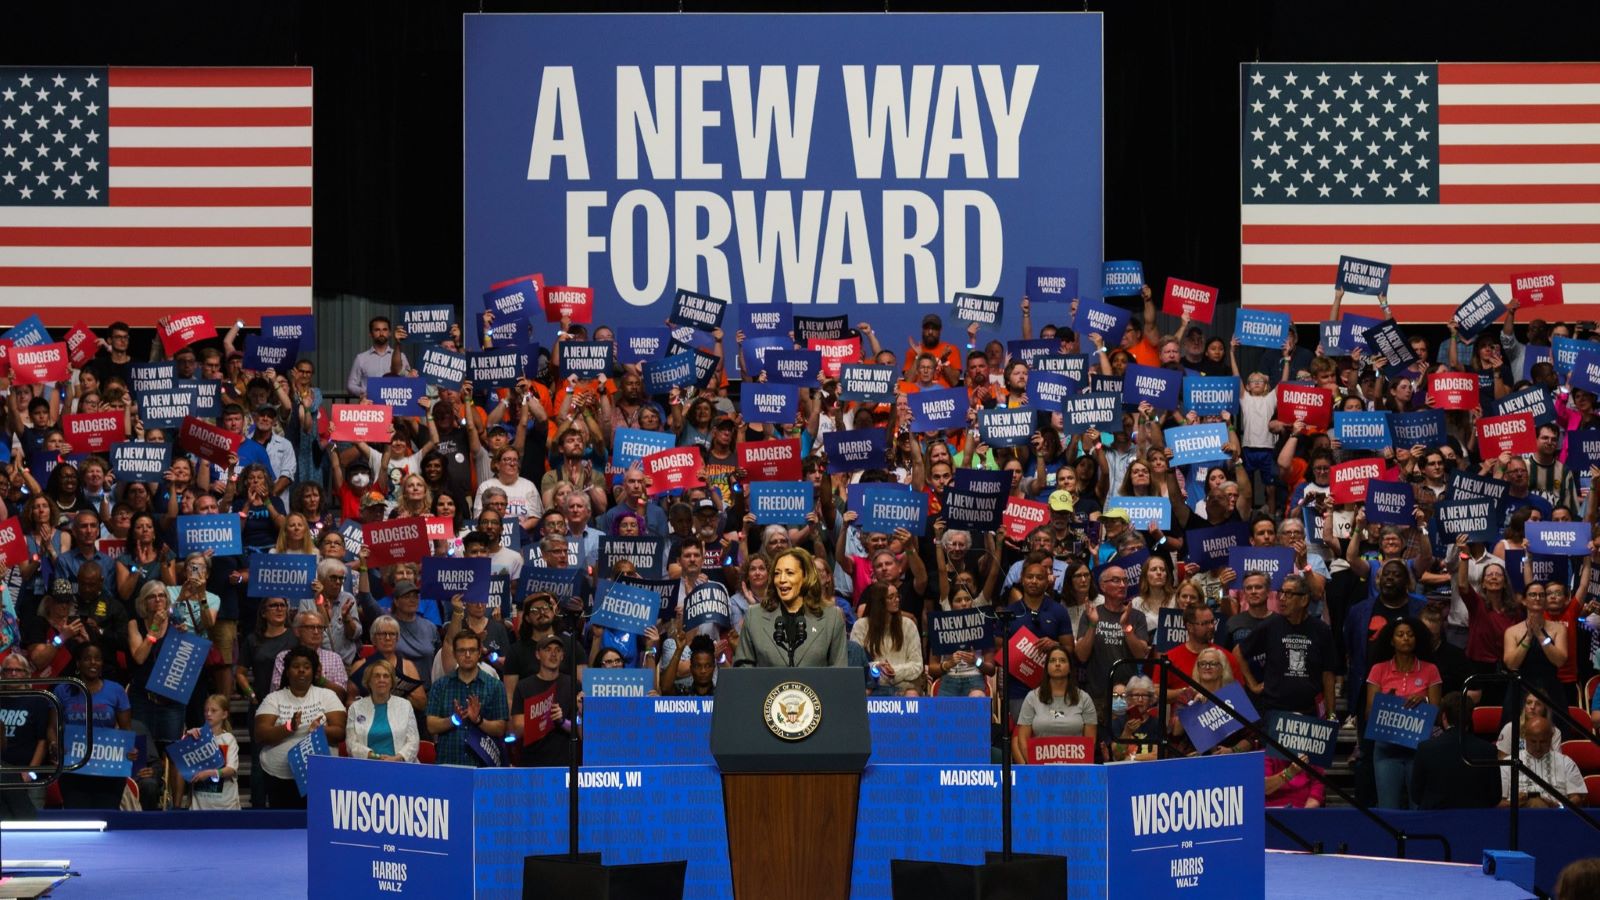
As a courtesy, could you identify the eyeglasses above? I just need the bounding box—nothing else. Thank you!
[298,624,328,632]
[1,667,30,675]
[373,631,399,639]
[1196,661,1222,668]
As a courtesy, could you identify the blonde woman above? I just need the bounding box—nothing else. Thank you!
[346,659,420,763]
[273,512,316,555]
[1132,555,1178,632]
[392,473,433,521]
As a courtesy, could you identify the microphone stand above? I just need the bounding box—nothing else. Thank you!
[559,605,584,860]
[990,606,1019,861]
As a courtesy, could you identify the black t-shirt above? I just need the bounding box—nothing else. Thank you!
[431,426,476,511]
[1240,614,1337,714]
[0,694,51,766]
[513,673,578,767]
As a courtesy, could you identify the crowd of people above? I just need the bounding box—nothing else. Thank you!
[1,282,1598,817]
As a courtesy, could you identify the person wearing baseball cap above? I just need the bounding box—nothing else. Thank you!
[903,313,961,386]
[511,632,578,767]
[1094,509,1132,566]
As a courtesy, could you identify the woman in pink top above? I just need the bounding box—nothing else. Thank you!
[1264,755,1325,808]
[1365,616,1443,809]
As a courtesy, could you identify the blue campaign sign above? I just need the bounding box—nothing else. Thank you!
[1073,297,1131,345]
[180,379,221,419]
[1166,422,1230,466]
[1034,352,1090,385]
[907,386,969,433]
[1571,350,1600,395]
[837,364,897,403]
[1122,363,1181,411]
[926,609,992,655]
[136,386,196,429]
[243,335,298,372]
[585,697,716,766]
[1027,370,1075,409]
[612,427,675,473]
[464,14,1104,355]
[764,349,822,386]
[1235,309,1291,350]
[1060,391,1122,434]
[1184,375,1239,416]
[667,289,729,333]
[262,314,317,351]
[1187,522,1249,572]
[247,553,319,600]
[1155,607,1188,652]
[583,668,654,699]
[1339,313,1384,353]
[167,730,225,784]
[147,629,212,703]
[1226,545,1297,591]
[1102,260,1144,297]
[288,725,331,796]
[1337,255,1392,295]
[1453,284,1506,339]
[739,300,791,335]
[400,304,457,341]
[976,407,1034,447]
[1526,521,1593,556]
[600,537,671,580]
[1364,480,1416,527]
[418,345,468,390]
[740,382,800,425]
[1569,429,1600,474]
[1006,339,1057,365]
[1364,693,1439,749]
[1317,320,1344,355]
[951,292,1003,328]
[824,428,888,473]
[1,314,49,348]
[943,468,1007,530]
[748,481,813,525]
[864,697,989,764]
[62,725,135,778]
[366,376,426,416]
[1108,495,1170,530]
[1552,335,1593,376]
[1437,497,1503,544]
[641,349,698,395]
[1025,265,1078,303]
[109,442,172,484]
[1493,385,1557,428]
[1266,712,1338,768]
[130,361,177,396]
[1175,682,1260,753]
[468,348,524,389]
[590,579,664,636]
[848,484,929,536]
[616,326,671,364]
[176,513,242,556]
[1523,344,1554,381]
[683,581,732,632]
[560,341,615,378]
[1391,409,1445,447]
[481,279,538,323]
[1332,410,1393,450]
[423,557,493,604]
[740,334,790,374]
[519,566,585,607]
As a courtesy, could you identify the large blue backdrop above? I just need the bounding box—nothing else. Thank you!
[464,12,1104,350]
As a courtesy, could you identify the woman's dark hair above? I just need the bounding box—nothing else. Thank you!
[860,583,906,657]
[689,634,716,658]
[278,644,322,690]
[595,647,625,667]
[70,640,103,666]
[1369,615,1434,667]
[1035,647,1080,706]
[1505,506,1537,543]
[43,461,78,503]
[291,481,326,518]
[127,511,162,549]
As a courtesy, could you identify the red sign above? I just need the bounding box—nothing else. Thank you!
[1510,269,1562,307]
[641,446,705,496]
[330,404,394,443]
[11,342,69,385]
[363,517,430,566]
[426,516,455,541]
[177,416,244,466]
[64,322,97,368]
[1003,498,1051,542]
[0,516,28,566]
[97,538,127,560]
[158,312,217,356]
[1161,277,1219,324]
[1275,383,1333,430]
[1477,413,1537,457]
[807,337,863,378]
[738,438,802,482]
[62,412,124,454]
[522,685,559,744]
[543,286,594,324]
[1426,373,1479,410]
[1329,459,1391,504]
[1006,625,1048,689]
[1028,736,1094,765]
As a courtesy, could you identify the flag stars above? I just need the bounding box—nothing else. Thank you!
[1268,170,1282,183]
[34,145,47,158]
[33,87,48,102]
[1301,170,1315,183]
[67,87,81,102]
[1284,156,1299,169]
[1382,127,1397,142]
[1250,127,1265,141]
[85,186,99,199]
[1268,86,1282,100]
[1251,155,1265,169]
[17,102,32,116]
[85,130,98,143]
[1301,142,1314,155]
[1398,113,1413,127]
[0,144,12,157]
[1383,156,1397,169]
[84,159,99,171]
[1366,113,1380,128]
[51,130,64,144]
[1416,184,1430,197]
[1251,100,1265,114]
[1333,170,1348,183]
[68,171,81,185]
[1366,141,1380,155]
[1267,114,1282,128]
[1349,127,1365,142]
[1367,170,1380,183]
[1415,127,1431,142]
[1316,127,1331,141]
[1251,184,1266,197]
[50,74,65,88]
[1382,71,1396,85]
[84,102,99,116]
[1332,141,1348,155]
[50,158,64,172]
[1414,72,1429,85]
[1365,86,1380,100]
[84,74,99,87]
[17,159,30,172]
[18,186,31,199]
[17,75,33,88]
[0,88,13,102]
[1317,100,1331,114]
[50,102,64,116]
[1300,114,1314,128]
[1398,141,1414,156]
[1350,100,1364,114]
[1250,71,1266,85]
[1349,72,1364,85]
[1284,72,1299,85]
[1398,86,1413,100]
[1399,170,1414,183]
[0,116,11,130]
[1284,100,1299,114]
[67,115,81,130]
[1283,127,1300,142]
[1350,184,1365,198]
[1382,100,1396,113]
[1316,155,1331,169]
[1284,184,1299,197]
[1300,86,1314,100]
[67,144,81,157]
[1333,86,1347,100]
[34,171,48,186]
[1383,184,1397,197]
[1317,183,1331,198]
[33,117,47,131]
[50,186,64,200]
[1415,99,1430,113]
[1316,71,1331,85]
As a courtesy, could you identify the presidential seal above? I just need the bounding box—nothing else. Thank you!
[763,681,822,741]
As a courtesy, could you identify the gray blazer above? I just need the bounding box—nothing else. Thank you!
[734,603,849,668]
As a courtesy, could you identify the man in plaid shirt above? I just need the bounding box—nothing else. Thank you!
[425,630,510,766]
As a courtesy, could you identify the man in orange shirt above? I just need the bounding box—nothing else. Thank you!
[901,314,962,386]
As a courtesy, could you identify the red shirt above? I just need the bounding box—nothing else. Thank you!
[1164,642,1244,688]
[1462,586,1521,665]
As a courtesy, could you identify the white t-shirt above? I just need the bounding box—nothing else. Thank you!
[190,730,240,810]
[473,476,543,521]
[1239,390,1276,449]
[256,686,344,779]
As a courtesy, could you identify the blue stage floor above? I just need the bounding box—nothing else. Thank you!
[1,833,1535,899]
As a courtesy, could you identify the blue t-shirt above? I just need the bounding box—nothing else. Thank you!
[54,679,130,729]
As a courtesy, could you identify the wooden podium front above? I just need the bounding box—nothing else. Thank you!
[711,668,870,900]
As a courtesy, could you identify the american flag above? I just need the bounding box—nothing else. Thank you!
[0,67,312,327]
[1241,62,1600,321]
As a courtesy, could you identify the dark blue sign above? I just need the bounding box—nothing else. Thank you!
[1552,336,1593,376]
[1391,409,1446,447]
[1337,255,1392,295]
[178,378,221,419]
[482,280,537,322]
[242,335,298,372]
[1187,522,1249,572]
[1492,385,1556,427]
[838,364,897,403]
[944,468,1008,531]
[1166,422,1230,466]
[423,557,492,604]
[927,609,992,655]
[1184,376,1239,416]
[740,335,790,375]
[616,326,670,364]
[365,376,426,417]
[739,301,791,336]
[1122,363,1182,411]
[1523,344,1554,381]
[560,341,615,378]
[824,429,888,473]
[519,566,584,606]
[683,581,732,632]
[665,289,727,333]
[599,536,671,580]
[136,385,196,429]
[167,729,225,783]
[63,725,135,778]
[748,481,813,526]
[177,513,242,556]
[1236,309,1291,350]
[400,304,457,341]
[1226,545,1297,591]
[1363,319,1419,370]
[1006,339,1057,365]
[764,349,822,386]
[1364,693,1438,749]
[1364,481,1415,527]
[1102,260,1144,297]
[466,348,521,389]
[130,361,176,396]
[1332,411,1393,450]
[591,580,664,636]
[907,386,969,432]
[1339,313,1384,353]
[1526,521,1593,556]
[109,442,172,483]
[1175,682,1259,753]
[1572,351,1600,395]
[1266,712,1338,768]
[1454,284,1506,340]
[262,314,316,351]
[951,292,1003,327]
[976,407,1034,447]
[1026,370,1075,409]
[1569,429,1600,475]
[1034,353,1090,386]
[1449,469,1511,502]
[1060,391,1121,434]
[418,346,468,390]
[792,315,849,343]
[848,484,928,536]
[1437,497,1503,544]
[288,725,331,796]
[147,629,212,703]
[247,553,319,600]
[1074,297,1131,344]
[1026,265,1078,303]
[740,383,800,425]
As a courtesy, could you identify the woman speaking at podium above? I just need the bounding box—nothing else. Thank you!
[733,548,848,668]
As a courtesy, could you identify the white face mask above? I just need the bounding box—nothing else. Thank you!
[350,473,372,489]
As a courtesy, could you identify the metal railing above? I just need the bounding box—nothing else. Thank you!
[1458,671,1600,851]
[1107,656,1452,861]
[0,676,92,790]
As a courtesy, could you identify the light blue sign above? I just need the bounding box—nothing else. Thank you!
[590,580,664,636]
[641,349,697,394]
[177,513,243,556]
[248,553,319,600]
[1108,496,1171,530]
[1332,411,1394,450]
[147,629,213,703]
[1184,376,1239,416]
[63,725,135,778]
[1235,309,1291,350]
[612,427,675,473]
[1364,693,1438,749]
[1102,260,1144,297]
[167,730,225,783]
[288,725,331,796]
[849,484,928,536]
[748,481,813,526]
[583,668,654,699]
[1166,422,1230,466]
[1391,409,1445,447]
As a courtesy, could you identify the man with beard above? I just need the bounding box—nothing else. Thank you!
[346,316,409,398]
[1527,422,1577,512]
[901,313,960,386]
[501,592,565,707]
[597,467,669,537]
[69,563,128,682]
[1236,574,1337,717]
[608,371,651,432]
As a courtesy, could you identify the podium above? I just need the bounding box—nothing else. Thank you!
[711,667,870,900]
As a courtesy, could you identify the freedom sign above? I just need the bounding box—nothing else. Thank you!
[330,405,393,443]
[1476,412,1536,456]
[1162,277,1218,323]
[1165,422,1230,467]
[177,513,242,556]
[147,629,213,703]
[1329,459,1390,504]
[1364,693,1438,750]
[166,730,225,784]
[739,438,802,481]
[1332,411,1392,451]
[1511,269,1562,307]
[641,446,705,495]
[1276,383,1333,430]
[748,481,813,526]
[63,725,135,779]
[1102,260,1143,297]
[1526,521,1593,556]
[1184,376,1238,416]
[611,427,675,475]
[463,14,1104,354]
[1235,309,1290,350]
[848,484,928,536]
[591,580,664,636]
[1391,410,1445,447]
[1336,255,1391,295]
[1108,496,1170,531]
[247,554,319,600]
[824,429,887,473]
[1427,372,1480,410]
